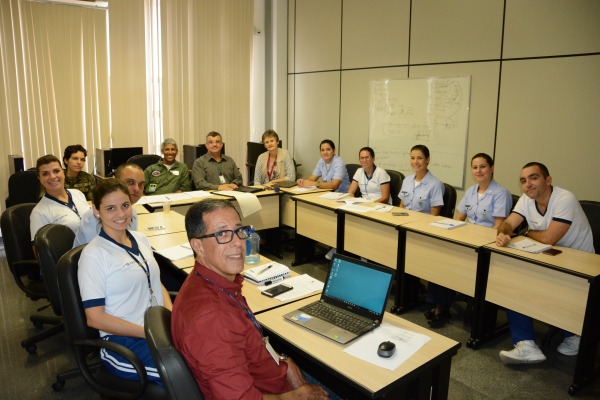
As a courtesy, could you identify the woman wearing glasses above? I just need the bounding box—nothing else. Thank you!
[347,147,391,204]
[78,178,172,384]
[297,139,350,193]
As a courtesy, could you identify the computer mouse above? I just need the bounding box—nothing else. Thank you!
[377,341,396,358]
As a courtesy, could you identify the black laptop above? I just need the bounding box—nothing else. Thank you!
[283,253,394,344]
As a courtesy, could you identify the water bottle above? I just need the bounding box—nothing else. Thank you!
[245,226,260,264]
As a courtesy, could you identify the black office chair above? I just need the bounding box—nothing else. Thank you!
[6,170,41,208]
[580,200,600,254]
[144,306,205,400]
[57,246,166,399]
[511,193,528,234]
[386,169,405,206]
[346,164,361,197]
[1,203,62,354]
[127,154,162,171]
[440,183,457,218]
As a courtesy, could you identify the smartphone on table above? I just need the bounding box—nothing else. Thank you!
[261,283,293,298]
[542,248,562,256]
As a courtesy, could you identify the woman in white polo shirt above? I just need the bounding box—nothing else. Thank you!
[78,178,172,384]
[347,147,391,204]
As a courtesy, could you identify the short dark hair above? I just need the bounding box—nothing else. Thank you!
[185,199,239,240]
[92,178,131,209]
[471,152,494,167]
[36,155,62,175]
[114,162,144,179]
[359,147,375,158]
[63,144,87,167]
[320,139,335,151]
[262,129,279,143]
[206,131,222,140]
[411,144,430,158]
[522,162,550,178]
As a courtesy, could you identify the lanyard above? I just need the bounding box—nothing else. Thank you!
[194,270,263,338]
[266,154,277,180]
[99,229,157,306]
[46,190,81,219]
[362,167,375,197]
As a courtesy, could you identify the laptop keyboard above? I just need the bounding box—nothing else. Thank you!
[301,302,372,334]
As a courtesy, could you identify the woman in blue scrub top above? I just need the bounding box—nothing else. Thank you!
[297,139,350,193]
[427,153,512,327]
[398,145,444,215]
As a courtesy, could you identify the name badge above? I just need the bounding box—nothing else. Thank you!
[263,337,280,365]
[148,183,157,193]
[219,175,226,184]
[171,170,179,176]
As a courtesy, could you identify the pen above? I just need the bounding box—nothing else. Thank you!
[374,205,386,210]
[257,264,273,275]
[522,244,536,248]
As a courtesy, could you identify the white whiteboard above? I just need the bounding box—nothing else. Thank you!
[369,77,471,188]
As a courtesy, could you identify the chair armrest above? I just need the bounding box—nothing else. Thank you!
[73,338,148,400]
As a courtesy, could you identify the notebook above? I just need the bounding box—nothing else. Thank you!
[236,186,262,194]
[273,180,298,188]
[243,262,291,285]
[507,237,552,254]
[283,253,394,344]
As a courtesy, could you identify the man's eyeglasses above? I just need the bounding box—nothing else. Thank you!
[195,226,251,244]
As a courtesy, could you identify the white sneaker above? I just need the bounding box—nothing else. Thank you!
[557,335,580,356]
[499,340,546,364]
[325,248,336,261]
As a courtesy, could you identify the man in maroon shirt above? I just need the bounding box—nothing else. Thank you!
[172,199,329,400]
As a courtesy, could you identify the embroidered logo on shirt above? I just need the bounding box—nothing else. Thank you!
[152,171,161,177]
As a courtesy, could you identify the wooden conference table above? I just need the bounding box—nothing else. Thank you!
[258,297,460,400]
[290,192,600,395]
[146,217,460,399]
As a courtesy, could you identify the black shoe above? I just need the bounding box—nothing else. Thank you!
[424,307,436,320]
[427,308,451,328]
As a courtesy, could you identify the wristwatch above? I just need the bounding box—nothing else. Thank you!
[279,353,288,361]
[316,182,320,188]
[519,226,530,237]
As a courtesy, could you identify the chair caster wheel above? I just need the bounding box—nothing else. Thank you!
[25,344,37,354]
[52,380,65,391]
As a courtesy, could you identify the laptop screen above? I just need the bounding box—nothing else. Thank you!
[324,254,394,315]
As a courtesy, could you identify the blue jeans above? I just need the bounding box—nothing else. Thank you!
[506,310,574,344]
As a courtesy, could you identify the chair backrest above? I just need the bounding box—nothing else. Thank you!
[57,245,165,399]
[511,194,520,211]
[346,164,361,197]
[0,203,45,299]
[440,183,457,218]
[580,200,600,255]
[510,193,529,234]
[145,306,204,400]
[385,169,405,206]
[6,170,41,208]
[127,154,162,171]
[34,224,76,316]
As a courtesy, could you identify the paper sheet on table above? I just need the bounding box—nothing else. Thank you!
[372,205,393,213]
[185,190,213,198]
[140,194,171,205]
[318,192,349,200]
[156,243,194,261]
[290,187,315,192]
[215,191,262,217]
[163,192,193,201]
[337,204,373,213]
[344,323,431,370]
[337,197,371,204]
[257,274,324,301]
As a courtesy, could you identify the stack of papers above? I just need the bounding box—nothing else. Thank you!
[318,192,349,200]
[507,238,552,254]
[429,219,467,230]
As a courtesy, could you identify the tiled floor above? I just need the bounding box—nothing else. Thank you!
[1,239,599,399]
